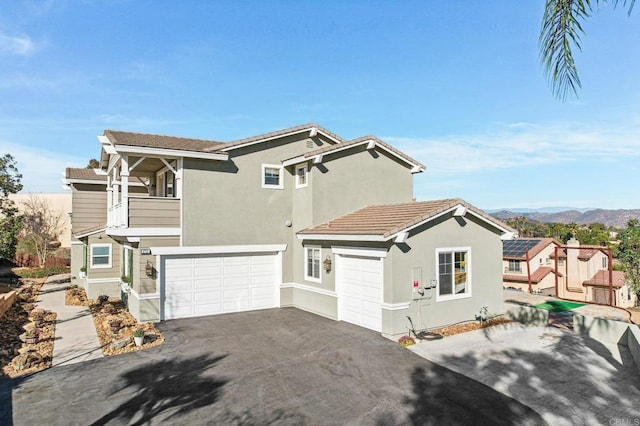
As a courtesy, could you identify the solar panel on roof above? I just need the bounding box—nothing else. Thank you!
[502,239,541,257]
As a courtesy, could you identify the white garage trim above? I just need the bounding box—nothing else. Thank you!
[151,244,287,256]
[280,282,338,298]
[381,302,410,311]
[331,246,388,258]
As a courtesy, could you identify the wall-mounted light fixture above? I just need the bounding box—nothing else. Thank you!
[145,261,153,277]
[323,255,332,273]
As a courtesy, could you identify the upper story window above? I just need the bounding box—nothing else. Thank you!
[602,257,608,268]
[295,164,308,188]
[437,248,471,301]
[508,260,521,272]
[90,243,112,269]
[262,164,284,189]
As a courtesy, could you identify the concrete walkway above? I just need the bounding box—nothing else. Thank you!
[36,282,103,366]
[410,322,640,425]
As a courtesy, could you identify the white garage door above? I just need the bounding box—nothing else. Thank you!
[163,253,278,320]
[337,254,383,332]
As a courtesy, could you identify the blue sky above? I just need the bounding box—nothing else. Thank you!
[0,0,638,210]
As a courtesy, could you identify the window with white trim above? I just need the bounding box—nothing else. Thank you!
[602,257,608,268]
[295,164,308,188]
[262,164,283,189]
[507,259,521,272]
[305,246,321,282]
[436,247,471,301]
[90,243,112,269]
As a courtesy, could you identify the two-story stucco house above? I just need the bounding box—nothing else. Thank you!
[64,123,514,337]
[502,238,562,296]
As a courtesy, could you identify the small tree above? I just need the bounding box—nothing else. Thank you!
[0,154,23,263]
[86,158,99,169]
[19,195,64,268]
[617,221,640,303]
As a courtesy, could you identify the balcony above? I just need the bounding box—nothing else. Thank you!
[108,196,180,229]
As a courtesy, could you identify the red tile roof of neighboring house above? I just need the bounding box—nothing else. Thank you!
[65,168,107,181]
[104,130,225,152]
[550,246,608,260]
[503,266,561,284]
[298,198,513,238]
[582,270,626,288]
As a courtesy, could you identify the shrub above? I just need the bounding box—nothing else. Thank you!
[97,295,109,305]
[14,266,70,279]
[133,327,145,338]
[398,335,416,347]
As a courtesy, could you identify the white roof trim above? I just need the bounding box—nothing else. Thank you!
[394,231,408,243]
[220,127,342,152]
[113,145,228,161]
[150,244,287,256]
[297,233,385,242]
[106,227,181,237]
[74,227,106,239]
[331,246,388,258]
[282,156,307,167]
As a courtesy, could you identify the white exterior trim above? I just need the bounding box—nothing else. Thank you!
[90,243,112,269]
[298,233,385,242]
[280,282,338,298]
[304,245,322,283]
[70,241,85,246]
[87,277,120,284]
[435,246,473,302]
[295,164,309,189]
[74,227,106,239]
[220,127,342,152]
[331,246,388,258]
[150,244,287,256]
[381,302,411,311]
[262,163,284,189]
[129,288,161,300]
[106,227,181,237]
[114,144,228,161]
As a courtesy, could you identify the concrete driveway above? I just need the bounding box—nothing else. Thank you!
[1,308,545,425]
[410,322,640,426]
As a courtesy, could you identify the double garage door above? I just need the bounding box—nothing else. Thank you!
[163,253,278,320]
[337,254,384,332]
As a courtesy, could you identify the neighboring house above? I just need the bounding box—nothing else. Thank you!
[502,238,562,296]
[10,193,72,248]
[552,238,636,308]
[64,123,514,337]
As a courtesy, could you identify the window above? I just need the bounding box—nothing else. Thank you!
[262,164,283,189]
[508,260,521,272]
[164,170,175,198]
[436,248,471,301]
[90,244,112,269]
[602,257,608,268]
[559,259,565,266]
[305,246,321,282]
[295,164,308,188]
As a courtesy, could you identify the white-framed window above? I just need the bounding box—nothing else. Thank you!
[507,259,521,272]
[262,164,284,189]
[90,243,112,269]
[436,247,471,301]
[602,257,608,268]
[305,246,321,283]
[295,164,308,188]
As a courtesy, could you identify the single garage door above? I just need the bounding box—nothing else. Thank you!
[337,254,383,332]
[163,253,278,320]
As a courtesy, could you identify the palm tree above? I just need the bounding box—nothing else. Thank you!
[539,0,635,101]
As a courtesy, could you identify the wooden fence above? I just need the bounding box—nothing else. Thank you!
[13,254,71,268]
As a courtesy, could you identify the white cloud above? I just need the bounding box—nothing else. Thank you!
[0,33,38,56]
[0,142,86,193]
[385,121,640,175]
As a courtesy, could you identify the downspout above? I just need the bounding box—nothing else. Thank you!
[608,248,613,307]
[554,246,559,297]
[525,249,532,294]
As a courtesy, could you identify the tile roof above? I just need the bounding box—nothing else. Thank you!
[298,198,513,238]
[502,238,559,260]
[104,130,225,153]
[210,122,344,152]
[284,135,425,170]
[65,168,108,181]
[550,246,608,260]
[503,266,561,284]
[583,270,626,288]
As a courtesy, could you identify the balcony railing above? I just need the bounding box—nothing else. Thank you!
[107,197,180,229]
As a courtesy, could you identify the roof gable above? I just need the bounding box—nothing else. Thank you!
[65,167,107,182]
[298,198,514,241]
[104,130,225,152]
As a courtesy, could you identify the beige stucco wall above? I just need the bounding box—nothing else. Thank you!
[10,193,72,248]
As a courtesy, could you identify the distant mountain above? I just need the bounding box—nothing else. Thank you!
[486,206,592,214]
[490,209,640,228]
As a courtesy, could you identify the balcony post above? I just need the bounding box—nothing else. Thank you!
[121,155,129,228]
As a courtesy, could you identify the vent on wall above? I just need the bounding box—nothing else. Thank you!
[307,140,314,148]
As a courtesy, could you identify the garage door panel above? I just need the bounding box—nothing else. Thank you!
[338,255,383,332]
[164,253,279,320]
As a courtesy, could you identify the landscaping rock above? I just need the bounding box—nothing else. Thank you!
[111,337,131,350]
[12,350,43,371]
[45,273,71,284]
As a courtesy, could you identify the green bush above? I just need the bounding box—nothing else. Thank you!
[14,266,70,278]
